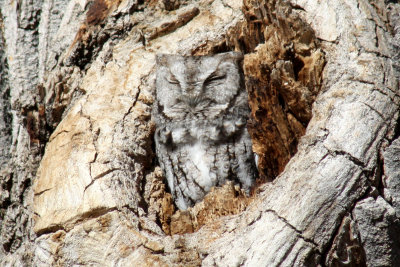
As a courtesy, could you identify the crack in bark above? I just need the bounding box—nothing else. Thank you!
[35,224,66,237]
[33,187,53,196]
[264,209,321,253]
[325,148,367,169]
[347,76,400,104]
[48,130,70,142]
[36,207,120,236]
[84,168,120,192]
[289,3,306,12]
[122,65,153,122]
[361,102,387,121]
[372,85,400,103]
[320,183,372,265]
[145,7,200,41]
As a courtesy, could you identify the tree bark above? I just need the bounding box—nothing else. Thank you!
[1,0,399,266]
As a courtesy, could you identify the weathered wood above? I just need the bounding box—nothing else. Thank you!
[1,0,399,266]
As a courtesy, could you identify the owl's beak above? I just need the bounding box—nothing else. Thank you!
[187,97,198,108]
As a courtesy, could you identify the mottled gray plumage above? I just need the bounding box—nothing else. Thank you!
[153,52,257,210]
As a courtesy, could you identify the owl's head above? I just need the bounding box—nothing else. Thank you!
[155,52,244,119]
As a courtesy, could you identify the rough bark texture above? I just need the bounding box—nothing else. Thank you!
[1,0,399,266]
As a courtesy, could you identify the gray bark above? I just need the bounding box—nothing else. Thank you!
[1,0,400,266]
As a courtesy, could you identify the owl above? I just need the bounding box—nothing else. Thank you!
[153,52,257,210]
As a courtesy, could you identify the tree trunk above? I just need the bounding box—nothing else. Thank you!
[1,0,399,266]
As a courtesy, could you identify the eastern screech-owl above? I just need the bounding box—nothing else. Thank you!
[153,52,257,210]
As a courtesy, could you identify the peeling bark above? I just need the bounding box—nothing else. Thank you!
[1,0,400,266]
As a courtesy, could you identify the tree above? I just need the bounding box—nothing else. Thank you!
[1,0,399,265]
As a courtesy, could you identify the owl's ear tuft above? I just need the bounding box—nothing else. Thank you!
[230,51,244,62]
[218,51,243,64]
